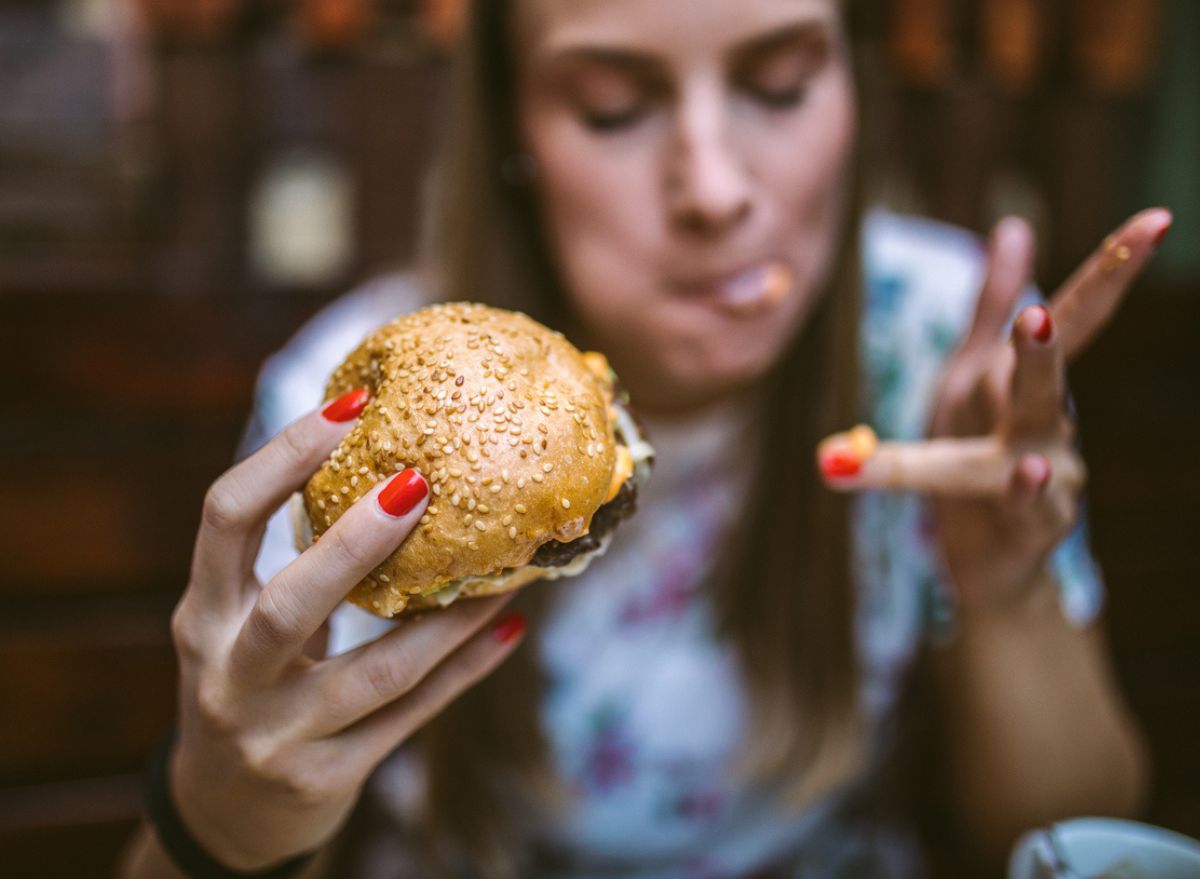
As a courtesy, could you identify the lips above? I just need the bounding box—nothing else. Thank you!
[671,260,794,316]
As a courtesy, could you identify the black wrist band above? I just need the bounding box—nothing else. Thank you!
[143,731,317,879]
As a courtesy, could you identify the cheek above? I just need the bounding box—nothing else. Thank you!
[768,87,855,246]
[526,114,662,294]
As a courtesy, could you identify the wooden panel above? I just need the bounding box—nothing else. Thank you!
[0,775,141,876]
[0,613,175,785]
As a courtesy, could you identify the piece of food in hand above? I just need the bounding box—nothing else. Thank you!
[817,424,878,480]
[291,302,654,618]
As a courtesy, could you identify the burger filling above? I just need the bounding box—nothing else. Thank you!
[529,477,637,568]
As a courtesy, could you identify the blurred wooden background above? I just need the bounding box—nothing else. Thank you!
[1,1,1197,875]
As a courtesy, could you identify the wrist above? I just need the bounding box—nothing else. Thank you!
[145,732,317,878]
[955,566,1062,629]
[170,746,269,871]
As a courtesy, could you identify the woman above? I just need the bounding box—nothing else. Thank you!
[121,0,1163,876]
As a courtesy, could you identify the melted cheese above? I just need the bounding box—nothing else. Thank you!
[605,443,633,502]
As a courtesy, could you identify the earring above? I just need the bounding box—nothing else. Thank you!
[501,152,539,186]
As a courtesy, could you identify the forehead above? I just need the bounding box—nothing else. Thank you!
[515,0,841,61]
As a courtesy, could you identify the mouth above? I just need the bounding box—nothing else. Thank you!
[671,260,794,317]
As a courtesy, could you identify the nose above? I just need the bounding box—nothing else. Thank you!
[665,91,753,235]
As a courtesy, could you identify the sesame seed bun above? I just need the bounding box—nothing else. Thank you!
[297,302,648,618]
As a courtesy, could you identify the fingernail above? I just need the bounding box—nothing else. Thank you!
[322,387,370,422]
[1153,219,1173,248]
[493,612,527,645]
[1029,305,1053,344]
[378,468,427,518]
[820,447,863,479]
[1031,456,1052,493]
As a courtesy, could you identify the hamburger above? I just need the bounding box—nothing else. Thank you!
[291,302,654,618]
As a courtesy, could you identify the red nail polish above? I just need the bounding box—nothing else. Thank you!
[493,612,527,645]
[322,387,370,422]
[820,448,862,480]
[378,468,427,517]
[1031,305,1053,344]
[1033,457,1052,492]
[1153,220,1173,248]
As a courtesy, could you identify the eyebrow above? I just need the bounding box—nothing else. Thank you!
[543,20,832,75]
[729,20,832,66]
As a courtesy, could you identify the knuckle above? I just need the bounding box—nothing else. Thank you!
[170,604,205,661]
[195,678,238,735]
[275,421,315,472]
[202,482,243,534]
[361,655,415,705]
[1054,496,1080,540]
[248,585,305,650]
[323,524,374,573]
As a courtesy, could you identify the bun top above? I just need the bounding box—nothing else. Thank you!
[303,302,619,616]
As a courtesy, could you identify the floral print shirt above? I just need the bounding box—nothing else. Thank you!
[244,211,1103,878]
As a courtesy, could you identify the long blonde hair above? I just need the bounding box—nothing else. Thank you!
[415,2,870,874]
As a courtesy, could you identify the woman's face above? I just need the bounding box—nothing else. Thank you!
[514,0,855,413]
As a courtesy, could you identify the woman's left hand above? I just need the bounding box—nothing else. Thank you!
[818,207,1172,615]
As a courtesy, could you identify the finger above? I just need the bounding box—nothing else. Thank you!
[308,593,516,735]
[231,467,429,681]
[191,388,370,612]
[336,610,528,773]
[958,217,1036,362]
[820,431,1009,498]
[1051,207,1173,362]
[1003,454,1078,550]
[819,429,1089,501]
[1007,305,1065,436]
[1008,452,1052,499]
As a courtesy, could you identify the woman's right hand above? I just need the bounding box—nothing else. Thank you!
[168,389,526,870]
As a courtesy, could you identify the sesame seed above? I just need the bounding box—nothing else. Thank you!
[340,486,350,494]
[502,468,510,482]
[490,484,502,494]
[502,514,512,526]
[561,498,571,509]
[533,473,544,483]
[543,463,554,473]
[380,574,390,582]
[420,514,430,525]
[517,477,526,488]
[464,513,473,525]
[515,503,527,514]
[351,476,359,487]
[477,503,490,514]
[475,520,487,532]
[508,526,518,539]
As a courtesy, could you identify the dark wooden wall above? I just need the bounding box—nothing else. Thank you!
[1,1,1196,875]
